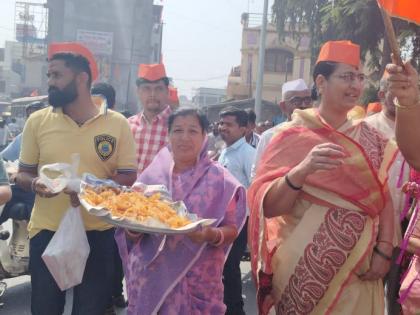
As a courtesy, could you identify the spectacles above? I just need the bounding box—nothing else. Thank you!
[287,96,312,107]
[333,72,366,84]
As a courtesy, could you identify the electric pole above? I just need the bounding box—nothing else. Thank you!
[254,0,268,122]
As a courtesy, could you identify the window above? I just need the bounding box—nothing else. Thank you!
[264,49,293,73]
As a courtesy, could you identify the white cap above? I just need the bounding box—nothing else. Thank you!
[281,79,309,101]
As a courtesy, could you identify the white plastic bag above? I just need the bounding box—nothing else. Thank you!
[42,206,90,291]
[39,153,81,194]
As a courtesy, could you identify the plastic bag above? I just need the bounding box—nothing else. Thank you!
[42,206,90,291]
[39,153,81,194]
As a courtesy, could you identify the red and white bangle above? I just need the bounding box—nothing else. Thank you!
[211,228,225,247]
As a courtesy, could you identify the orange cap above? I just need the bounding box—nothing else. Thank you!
[366,102,382,114]
[137,64,167,81]
[48,42,99,82]
[316,40,360,68]
[168,87,179,105]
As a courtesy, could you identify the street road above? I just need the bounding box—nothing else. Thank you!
[1,250,257,314]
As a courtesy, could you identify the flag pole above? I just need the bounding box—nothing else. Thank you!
[379,7,403,66]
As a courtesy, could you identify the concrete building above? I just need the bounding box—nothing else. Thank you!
[0,41,46,100]
[204,98,281,124]
[46,0,163,113]
[179,95,193,107]
[0,48,9,100]
[227,14,312,104]
[192,87,226,108]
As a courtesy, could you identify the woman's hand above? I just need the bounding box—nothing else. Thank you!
[125,229,142,242]
[359,243,393,281]
[386,60,420,107]
[295,143,345,177]
[187,227,218,244]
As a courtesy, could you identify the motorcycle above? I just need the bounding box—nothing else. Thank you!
[0,183,34,299]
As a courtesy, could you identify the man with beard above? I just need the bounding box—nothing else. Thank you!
[128,64,171,175]
[16,42,137,315]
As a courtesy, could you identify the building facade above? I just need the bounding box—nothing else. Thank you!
[227,14,312,104]
[46,0,163,112]
[204,98,281,124]
[0,41,46,100]
[192,87,226,108]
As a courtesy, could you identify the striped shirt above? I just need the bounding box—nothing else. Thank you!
[128,106,171,174]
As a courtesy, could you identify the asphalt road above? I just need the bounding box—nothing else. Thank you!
[1,250,257,315]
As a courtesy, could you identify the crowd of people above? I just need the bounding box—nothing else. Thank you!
[0,37,417,315]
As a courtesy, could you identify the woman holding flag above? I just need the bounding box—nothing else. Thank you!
[248,40,397,315]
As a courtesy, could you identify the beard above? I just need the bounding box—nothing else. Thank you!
[48,80,78,108]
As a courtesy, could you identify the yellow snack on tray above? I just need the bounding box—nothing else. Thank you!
[83,187,191,228]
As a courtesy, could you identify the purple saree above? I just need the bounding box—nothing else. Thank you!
[115,144,246,315]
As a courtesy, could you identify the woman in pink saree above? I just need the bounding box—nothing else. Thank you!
[115,108,247,315]
[248,41,397,314]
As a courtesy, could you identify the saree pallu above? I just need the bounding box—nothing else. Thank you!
[248,108,398,315]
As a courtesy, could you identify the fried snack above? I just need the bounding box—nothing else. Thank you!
[82,186,191,228]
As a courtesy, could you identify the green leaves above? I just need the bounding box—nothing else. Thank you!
[272,0,420,74]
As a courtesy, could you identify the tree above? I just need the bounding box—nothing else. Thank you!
[273,0,420,77]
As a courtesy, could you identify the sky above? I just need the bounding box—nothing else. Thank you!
[0,0,273,98]
[160,0,272,97]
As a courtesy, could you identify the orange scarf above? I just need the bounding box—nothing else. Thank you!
[248,109,397,314]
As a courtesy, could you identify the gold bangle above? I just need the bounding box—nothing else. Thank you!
[394,98,420,110]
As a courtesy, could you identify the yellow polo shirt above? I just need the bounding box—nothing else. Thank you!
[19,104,137,238]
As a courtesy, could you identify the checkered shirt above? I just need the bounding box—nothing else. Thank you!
[128,106,171,174]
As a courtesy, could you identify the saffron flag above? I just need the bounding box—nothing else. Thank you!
[377,0,420,25]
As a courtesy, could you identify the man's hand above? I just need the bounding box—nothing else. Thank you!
[33,178,59,198]
[63,187,80,207]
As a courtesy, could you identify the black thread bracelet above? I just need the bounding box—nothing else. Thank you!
[285,175,303,191]
[373,246,392,261]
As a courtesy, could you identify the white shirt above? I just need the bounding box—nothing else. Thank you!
[251,126,277,180]
[364,111,409,246]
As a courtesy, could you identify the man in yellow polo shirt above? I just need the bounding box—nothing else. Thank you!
[16,42,136,315]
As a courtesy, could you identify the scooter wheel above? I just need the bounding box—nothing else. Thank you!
[0,231,9,241]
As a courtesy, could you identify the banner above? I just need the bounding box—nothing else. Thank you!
[76,30,114,56]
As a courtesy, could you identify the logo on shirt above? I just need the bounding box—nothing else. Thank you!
[94,134,116,161]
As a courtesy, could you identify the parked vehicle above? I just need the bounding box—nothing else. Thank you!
[0,182,34,298]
